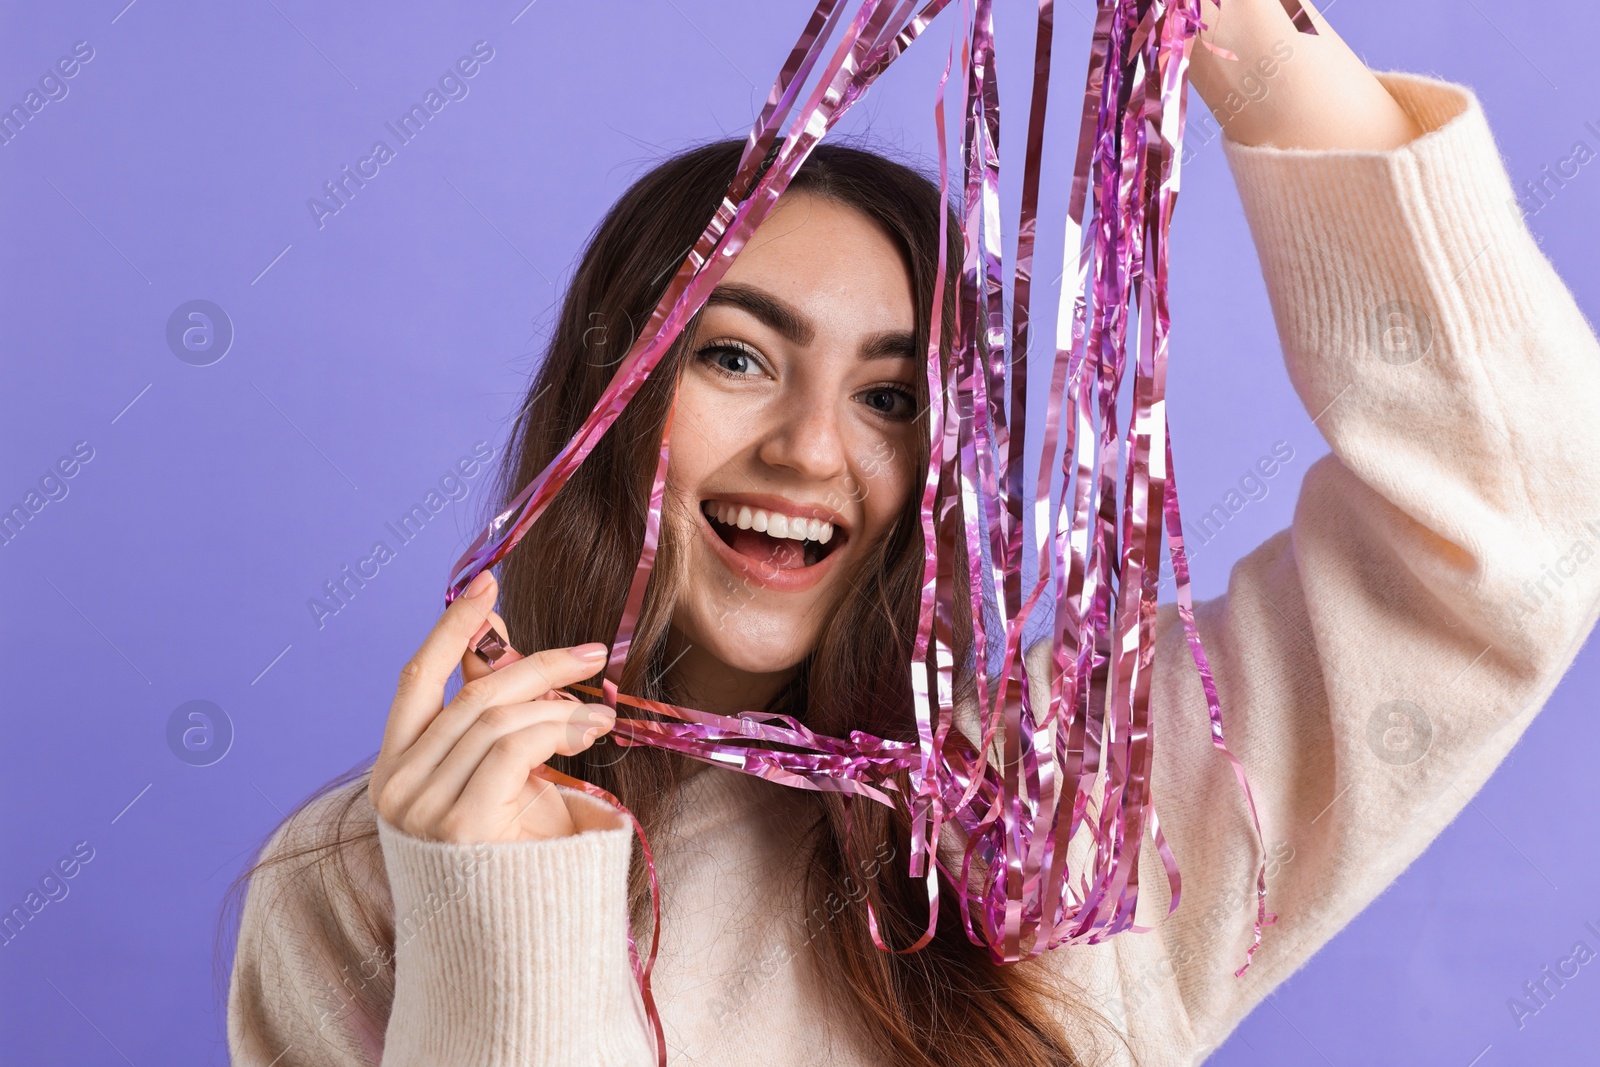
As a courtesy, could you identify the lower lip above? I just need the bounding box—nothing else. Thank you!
[698,511,841,594]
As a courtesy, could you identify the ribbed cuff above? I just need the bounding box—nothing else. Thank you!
[1219,70,1546,361]
[375,787,643,1065]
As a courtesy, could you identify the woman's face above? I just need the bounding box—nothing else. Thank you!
[665,190,922,702]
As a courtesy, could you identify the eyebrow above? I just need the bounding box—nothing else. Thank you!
[704,282,917,362]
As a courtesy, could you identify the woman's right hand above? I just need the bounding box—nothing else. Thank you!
[368,570,617,844]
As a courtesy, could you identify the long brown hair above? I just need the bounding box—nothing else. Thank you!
[222,137,1126,1066]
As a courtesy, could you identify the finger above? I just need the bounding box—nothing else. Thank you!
[384,571,501,757]
[449,641,609,722]
[391,698,612,812]
[409,715,612,831]
[394,650,605,794]
[454,717,614,821]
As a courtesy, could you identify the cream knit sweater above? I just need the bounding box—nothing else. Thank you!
[227,72,1600,1066]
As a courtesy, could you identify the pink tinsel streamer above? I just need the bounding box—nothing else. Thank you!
[444,0,1316,1057]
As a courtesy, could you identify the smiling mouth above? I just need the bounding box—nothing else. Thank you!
[700,499,846,571]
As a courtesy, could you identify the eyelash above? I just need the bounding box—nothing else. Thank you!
[693,339,918,422]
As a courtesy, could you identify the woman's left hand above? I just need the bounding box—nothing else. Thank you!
[1187,0,1424,151]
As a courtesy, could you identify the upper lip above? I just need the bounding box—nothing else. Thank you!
[698,492,850,537]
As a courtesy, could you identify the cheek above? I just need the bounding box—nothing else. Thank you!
[670,378,755,481]
[666,400,720,491]
[854,434,918,536]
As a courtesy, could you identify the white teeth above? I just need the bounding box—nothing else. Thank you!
[704,501,836,545]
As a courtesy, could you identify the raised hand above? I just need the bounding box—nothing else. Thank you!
[368,571,617,844]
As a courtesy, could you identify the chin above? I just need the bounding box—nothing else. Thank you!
[673,598,823,677]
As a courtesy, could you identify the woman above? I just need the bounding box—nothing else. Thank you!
[225,2,1600,1064]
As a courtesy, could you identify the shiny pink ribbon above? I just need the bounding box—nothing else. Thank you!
[446,2,1312,1057]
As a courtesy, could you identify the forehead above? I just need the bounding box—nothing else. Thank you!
[716,191,916,337]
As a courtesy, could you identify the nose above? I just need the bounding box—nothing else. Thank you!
[756,391,850,483]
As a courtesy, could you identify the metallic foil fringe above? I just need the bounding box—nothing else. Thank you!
[446,1,1317,1057]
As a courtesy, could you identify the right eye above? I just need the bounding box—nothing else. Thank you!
[696,340,766,378]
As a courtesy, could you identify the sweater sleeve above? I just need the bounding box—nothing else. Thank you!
[374,788,656,1065]
[227,781,657,1066]
[1026,70,1600,1054]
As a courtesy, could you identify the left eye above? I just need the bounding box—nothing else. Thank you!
[859,386,916,420]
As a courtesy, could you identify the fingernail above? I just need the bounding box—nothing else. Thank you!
[587,709,614,726]
[572,642,608,663]
[465,570,494,598]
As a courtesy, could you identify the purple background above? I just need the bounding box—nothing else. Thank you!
[2,1,1597,1063]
